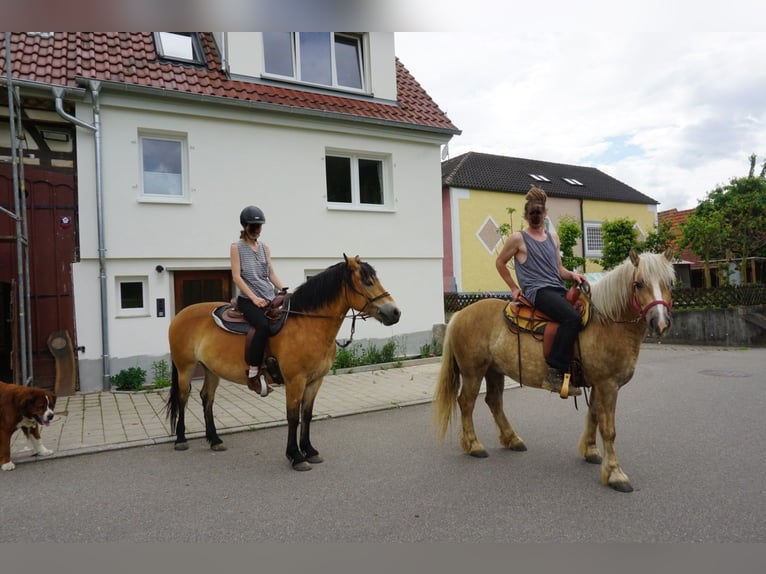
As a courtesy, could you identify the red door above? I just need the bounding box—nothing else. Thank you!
[0,166,78,389]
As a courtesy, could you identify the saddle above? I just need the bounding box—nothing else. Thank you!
[212,293,291,336]
[503,284,591,390]
[211,294,291,379]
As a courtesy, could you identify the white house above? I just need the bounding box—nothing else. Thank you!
[0,32,459,392]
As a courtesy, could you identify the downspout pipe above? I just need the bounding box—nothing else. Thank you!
[53,81,111,391]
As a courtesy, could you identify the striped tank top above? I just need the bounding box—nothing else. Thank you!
[236,240,274,300]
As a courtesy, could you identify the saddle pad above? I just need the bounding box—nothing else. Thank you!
[212,305,250,335]
[503,287,591,334]
[503,302,548,334]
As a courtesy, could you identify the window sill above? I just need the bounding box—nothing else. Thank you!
[326,204,396,213]
[138,196,191,205]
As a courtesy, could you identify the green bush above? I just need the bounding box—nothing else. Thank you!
[419,337,443,358]
[111,366,146,391]
[151,360,172,389]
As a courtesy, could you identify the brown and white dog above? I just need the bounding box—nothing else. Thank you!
[0,381,56,471]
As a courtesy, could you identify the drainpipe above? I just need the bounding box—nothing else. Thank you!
[53,81,111,390]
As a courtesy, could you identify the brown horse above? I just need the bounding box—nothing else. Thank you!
[433,248,675,492]
[166,254,400,470]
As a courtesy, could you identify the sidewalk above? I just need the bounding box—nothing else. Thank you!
[12,358,468,466]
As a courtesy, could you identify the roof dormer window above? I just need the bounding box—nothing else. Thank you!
[263,32,366,92]
[155,32,204,64]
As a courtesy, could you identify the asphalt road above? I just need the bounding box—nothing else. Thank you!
[2,345,765,543]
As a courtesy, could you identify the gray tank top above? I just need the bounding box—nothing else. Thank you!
[514,230,564,304]
[236,240,274,300]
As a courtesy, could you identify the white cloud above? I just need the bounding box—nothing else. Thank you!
[395,21,766,211]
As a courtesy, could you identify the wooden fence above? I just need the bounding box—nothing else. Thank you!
[444,285,766,313]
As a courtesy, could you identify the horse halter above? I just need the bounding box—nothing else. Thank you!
[333,273,391,348]
[630,277,672,318]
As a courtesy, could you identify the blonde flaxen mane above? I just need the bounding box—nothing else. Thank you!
[590,251,676,323]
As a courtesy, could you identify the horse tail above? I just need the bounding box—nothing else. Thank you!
[164,360,181,433]
[432,319,460,443]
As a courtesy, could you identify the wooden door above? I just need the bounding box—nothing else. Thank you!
[0,166,78,389]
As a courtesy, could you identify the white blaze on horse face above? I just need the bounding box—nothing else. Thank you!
[650,281,670,335]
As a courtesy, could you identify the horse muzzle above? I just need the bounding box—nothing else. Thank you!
[375,302,401,326]
[646,305,672,338]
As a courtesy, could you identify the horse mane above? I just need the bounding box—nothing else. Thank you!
[590,252,676,323]
[289,260,377,313]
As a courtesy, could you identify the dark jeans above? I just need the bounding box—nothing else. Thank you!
[533,287,582,371]
[237,296,269,367]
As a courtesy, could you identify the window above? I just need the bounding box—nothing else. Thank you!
[155,32,204,63]
[562,177,584,186]
[584,222,603,257]
[263,32,365,91]
[139,133,188,202]
[529,174,550,182]
[117,277,149,317]
[325,152,390,209]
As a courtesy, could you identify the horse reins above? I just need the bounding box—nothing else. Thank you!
[280,278,391,348]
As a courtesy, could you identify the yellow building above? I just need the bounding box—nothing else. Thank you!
[442,152,659,292]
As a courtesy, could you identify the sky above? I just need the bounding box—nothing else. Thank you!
[394,4,766,212]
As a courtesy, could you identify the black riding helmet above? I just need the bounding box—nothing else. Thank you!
[240,205,266,227]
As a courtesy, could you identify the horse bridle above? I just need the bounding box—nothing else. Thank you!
[282,273,391,348]
[630,279,673,319]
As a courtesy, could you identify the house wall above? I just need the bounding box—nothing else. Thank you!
[72,91,446,392]
[448,188,583,292]
[447,186,659,292]
[581,200,658,272]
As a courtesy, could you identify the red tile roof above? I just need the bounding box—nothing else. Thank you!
[1,32,459,134]
[658,208,700,265]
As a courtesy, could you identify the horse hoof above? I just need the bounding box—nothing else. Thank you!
[609,482,634,493]
[306,454,323,464]
[210,443,227,452]
[585,454,602,464]
[469,449,489,458]
[174,442,189,451]
[293,461,312,471]
[509,443,528,452]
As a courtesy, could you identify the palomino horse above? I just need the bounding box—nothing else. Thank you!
[433,248,675,492]
[166,255,400,470]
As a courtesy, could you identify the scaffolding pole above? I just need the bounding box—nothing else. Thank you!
[3,33,33,385]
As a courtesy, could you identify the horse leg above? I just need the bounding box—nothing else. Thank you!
[578,389,602,464]
[484,370,527,452]
[285,376,311,471]
[298,379,324,464]
[595,389,633,492]
[169,361,194,451]
[200,369,225,451]
[457,372,489,457]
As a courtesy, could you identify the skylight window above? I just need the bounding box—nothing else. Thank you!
[562,177,584,186]
[529,174,550,182]
[155,32,204,63]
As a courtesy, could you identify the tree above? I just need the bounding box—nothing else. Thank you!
[556,214,585,273]
[696,154,766,283]
[597,218,639,270]
[679,208,725,288]
[642,219,676,256]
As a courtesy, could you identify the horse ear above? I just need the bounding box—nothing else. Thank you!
[354,255,362,264]
[343,253,348,263]
[663,246,674,262]
[629,249,640,266]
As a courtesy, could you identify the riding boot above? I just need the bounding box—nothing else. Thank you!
[542,367,582,397]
